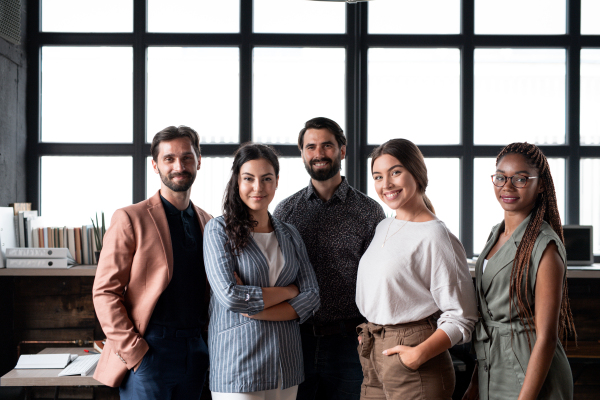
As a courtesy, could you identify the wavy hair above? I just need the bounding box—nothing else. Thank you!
[223,143,280,255]
[496,142,576,348]
[370,138,435,214]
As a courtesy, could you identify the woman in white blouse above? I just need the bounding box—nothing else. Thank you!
[355,139,477,400]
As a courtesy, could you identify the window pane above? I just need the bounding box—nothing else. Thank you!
[42,0,132,32]
[369,0,459,34]
[474,49,565,145]
[147,47,239,143]
[473,157,564,253]
[367,158,460,237]
[148,0,239,33]
[147,156,338,217]
[253,48,345,144]
[41,47,133,143]
[581,159,600,254]
[582,0,600,35]
[41,156,132,227]
[581,49,600,145]
[475,0,565,34]
[254,0,345,33]
[368,49,460,145]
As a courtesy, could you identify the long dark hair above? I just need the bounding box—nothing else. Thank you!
[370,138,435,214]
[223,143,280,255]
[496,142,576,347]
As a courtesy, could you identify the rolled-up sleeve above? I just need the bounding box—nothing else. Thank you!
[203,218,265,315]
[285,225,320,323]
[432,230,478,346]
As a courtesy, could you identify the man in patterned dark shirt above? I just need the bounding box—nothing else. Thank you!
[274,117,385,400]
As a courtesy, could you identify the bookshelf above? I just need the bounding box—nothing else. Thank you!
[0,265,97,276]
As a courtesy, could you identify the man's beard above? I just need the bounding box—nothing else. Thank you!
[303,154,342,182]
[158,168,196,192]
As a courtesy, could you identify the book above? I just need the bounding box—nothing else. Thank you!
[6,258,75,269]
[6,247,75,260]
[18,212,25,247]
[22,211,38,248]
[58,354,100,377]
[67,228,76,263]
[15,353,71,369]
[81,225,89,265]
[93,340,104,354]
[0,207,17,268]
[74,227,82,264]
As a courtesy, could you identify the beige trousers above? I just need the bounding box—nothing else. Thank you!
[356,318,455,400]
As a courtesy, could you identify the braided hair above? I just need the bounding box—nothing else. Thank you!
[496,142,576,349]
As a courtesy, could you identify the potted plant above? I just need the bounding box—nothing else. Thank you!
[91,212,106,264]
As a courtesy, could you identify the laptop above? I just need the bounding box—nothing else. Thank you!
[562,225,594,266]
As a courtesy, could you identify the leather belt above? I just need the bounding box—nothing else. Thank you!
[300,317,366,337]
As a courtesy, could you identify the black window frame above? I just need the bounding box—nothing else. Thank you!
[26,0,600,260]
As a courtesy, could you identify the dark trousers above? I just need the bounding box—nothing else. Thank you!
[119,323,209,400]
[297,329,363,400]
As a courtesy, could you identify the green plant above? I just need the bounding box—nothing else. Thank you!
[91,212,106,251]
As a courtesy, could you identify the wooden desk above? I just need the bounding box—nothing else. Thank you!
[0,347,102,387]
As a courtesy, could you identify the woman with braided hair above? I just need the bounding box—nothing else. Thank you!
[463,142,576,400]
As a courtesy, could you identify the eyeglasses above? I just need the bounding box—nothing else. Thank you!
[491,174,538,188]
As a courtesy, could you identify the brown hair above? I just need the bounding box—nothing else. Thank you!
[496,142,576,348]
[223,143,280,255]
[151,125,201,161]
[370,138,435,214]
[298,117,347,150]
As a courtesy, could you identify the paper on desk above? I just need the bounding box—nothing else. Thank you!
[15,354,71,369]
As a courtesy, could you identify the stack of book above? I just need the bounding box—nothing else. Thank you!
[5,247,77,269]
[0,205,101,266]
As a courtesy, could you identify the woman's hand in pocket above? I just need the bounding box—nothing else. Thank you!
[382,344,422,370]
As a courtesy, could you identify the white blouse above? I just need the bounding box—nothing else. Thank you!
[252,232,284,286]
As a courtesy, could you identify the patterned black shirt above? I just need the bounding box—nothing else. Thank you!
[274,177,385,324]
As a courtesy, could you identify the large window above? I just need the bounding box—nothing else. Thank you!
[28,0,600,259]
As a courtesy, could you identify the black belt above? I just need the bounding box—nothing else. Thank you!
[300,317,366,337]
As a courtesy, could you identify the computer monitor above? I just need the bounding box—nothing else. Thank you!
[562,225,594,266]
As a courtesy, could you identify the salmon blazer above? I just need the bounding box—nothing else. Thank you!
[204,215,320,393]
[92,191,212,387]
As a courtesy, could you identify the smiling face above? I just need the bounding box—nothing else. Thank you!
[152,137,201,194]
[372,154,421,213]
[494,153,543,216]
[301,128,346,182]
[238,158,279,216]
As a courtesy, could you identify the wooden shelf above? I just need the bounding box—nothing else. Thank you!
[0,265,97,276]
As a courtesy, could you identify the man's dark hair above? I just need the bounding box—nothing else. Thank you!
[298,117,347,150]
[151,125,201,161]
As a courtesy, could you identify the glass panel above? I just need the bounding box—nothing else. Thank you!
[41,156,133,227]
[147,47,239,144]
[475,0,565,34]
[582,0,600,35]
[474,49,565,145]
[367,158,460,237]
[581,159,600,254]
[473,157,565,254]
[254,0,345,34]
[41,47,133,143]
[581,49,600,145]
[147,156,344,217]
[42,0,133,32]
[369,0,459,34]
[253,48,345,144]
[368,48,460,145]
[148,0,239,33]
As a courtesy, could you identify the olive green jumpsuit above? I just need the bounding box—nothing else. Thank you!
[473,215,573,400]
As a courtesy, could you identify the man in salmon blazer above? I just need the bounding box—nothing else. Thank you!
[93,125,212,399]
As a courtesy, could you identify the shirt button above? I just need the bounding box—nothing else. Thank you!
[484,364,489,372]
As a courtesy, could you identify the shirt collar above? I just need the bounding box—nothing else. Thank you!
[304,176,350,203]
[160,194,194,218]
